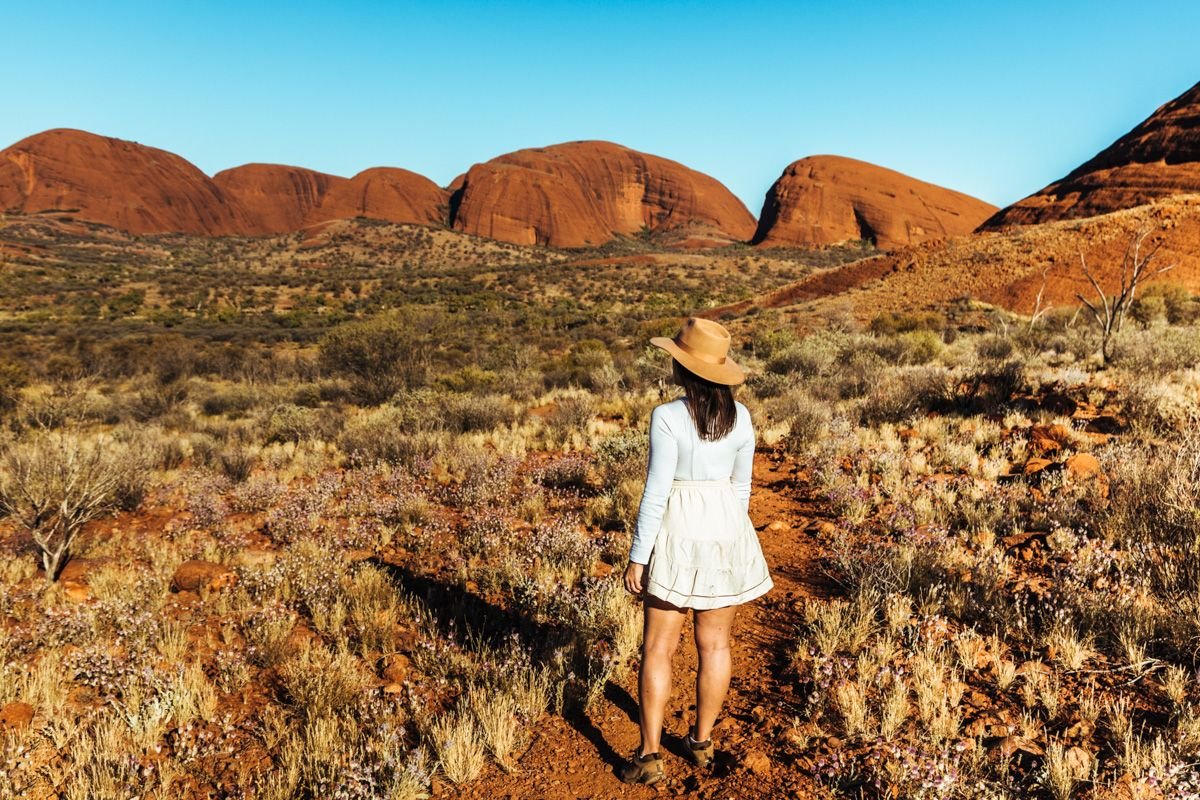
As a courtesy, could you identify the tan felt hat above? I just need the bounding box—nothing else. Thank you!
[650,317,745,386]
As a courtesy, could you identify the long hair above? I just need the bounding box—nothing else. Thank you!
[672,359,736,441]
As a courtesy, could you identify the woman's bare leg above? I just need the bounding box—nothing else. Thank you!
[693,604,737,741]
[638,596,687,754]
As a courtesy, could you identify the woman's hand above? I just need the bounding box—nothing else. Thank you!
[623,561,645,595]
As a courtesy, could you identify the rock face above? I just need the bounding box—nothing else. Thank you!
[984,80,1200,228]
[214,164,448,234]
[448,140,757,248]
[319,167,448,228]
[752,155,997,250]
[1,129,448,237]
[212,163,339,233]
[0,128,255,235]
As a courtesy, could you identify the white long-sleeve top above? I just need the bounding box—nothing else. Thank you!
[629,397,755,565]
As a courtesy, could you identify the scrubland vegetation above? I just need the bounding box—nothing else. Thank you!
[1,217,1200,798]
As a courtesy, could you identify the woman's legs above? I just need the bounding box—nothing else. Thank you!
[638,595,687,754]
[692,604,737,741]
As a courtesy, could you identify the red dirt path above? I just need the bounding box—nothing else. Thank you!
[447,448,839,799]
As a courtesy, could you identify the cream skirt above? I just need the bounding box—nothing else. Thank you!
[644,478,773,610]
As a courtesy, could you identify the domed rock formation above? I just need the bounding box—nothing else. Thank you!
[212,164,339,233]
[448,141,757,248]
[214,164,448,233]
[319,167,448,228]
[0,128,254,235]
[752,155,997,250]
[983,80,1200,228]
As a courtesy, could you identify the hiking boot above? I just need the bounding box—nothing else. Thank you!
[684,726,714,768]
[619,749,664,785]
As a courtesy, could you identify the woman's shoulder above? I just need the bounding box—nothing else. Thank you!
[650,397,686,423]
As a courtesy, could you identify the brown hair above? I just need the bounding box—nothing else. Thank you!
[672,359,736,441]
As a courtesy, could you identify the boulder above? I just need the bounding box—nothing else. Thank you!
[170,560,237,593]
[0,701,34,731]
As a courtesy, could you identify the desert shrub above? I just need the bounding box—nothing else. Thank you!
[1138,283,1200,325]
[975,334,1014,361]
[836,349,887,399]
[0,361,29,414]
[443,393,519,433]
[1111,327,1200,374]
[868,311,946,336]
[200,384,262,417]
[1130,293,1168,327]
[1118,377,1197,435]
[435,365,500,393]
[768,389,830,453]
[0,431,126,580]
[746,370,796,399]
[544,394,597,441]
[440,448,521,509]
[338,406,446,468]
[872,330,943,366]
[533,452,593,491]
[751,327,799,359]
[278,643,373,719]
[265,404,343,444]
[318,313,434,405]
[765,329,848,377]
[859,365,958,424]
[216,443,259,483]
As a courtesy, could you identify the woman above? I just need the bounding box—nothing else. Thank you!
[619,316,773,785]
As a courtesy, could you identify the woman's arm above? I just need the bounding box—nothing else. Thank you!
[629,405,678,565]
[731,409,754,512]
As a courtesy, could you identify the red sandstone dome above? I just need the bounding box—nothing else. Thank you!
[213,164,448,233]
[447,140,757,248]
[0,128,255,235]
[983,80,1200,228]
[752,155,997,250]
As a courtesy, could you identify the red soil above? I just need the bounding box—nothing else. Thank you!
[450,449,836,799]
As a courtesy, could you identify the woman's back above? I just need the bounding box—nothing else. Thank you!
[628,397,755,565]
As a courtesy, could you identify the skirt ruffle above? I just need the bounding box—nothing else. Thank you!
[644,480,773,610]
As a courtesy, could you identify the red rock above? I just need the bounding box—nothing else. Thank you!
[1065,453,1102,480]
[995,735,1044,759]
[0,701,34,730]
[212,163,339,233]
[752,155,996,250]
[743,749,772,776]
[0,129,255,235]
[984,80,1200,227]
[1023,457,1055,476]
[319,167,448,228]
[170,560,237,593]
[449,140,756,248]
[214,164,448,234]
[382,654,410,684]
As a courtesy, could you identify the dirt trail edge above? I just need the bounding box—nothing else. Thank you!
[454,447,838,800]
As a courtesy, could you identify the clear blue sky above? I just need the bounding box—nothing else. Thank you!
[3,1,1198,215]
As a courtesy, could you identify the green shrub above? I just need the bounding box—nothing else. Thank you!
[318,313,433,405]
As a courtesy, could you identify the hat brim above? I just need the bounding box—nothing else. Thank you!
[650,336,746,386]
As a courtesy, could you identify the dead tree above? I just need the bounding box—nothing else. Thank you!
[1075,227,1175,365]
[1028,267,1051,331]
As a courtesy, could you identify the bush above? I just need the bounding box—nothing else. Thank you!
[319,313,434,405]
[339,407,446,468]
[0,431,127,580]
[0,361,29,414]
[869,311,946,336]
[265,404,344,444]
